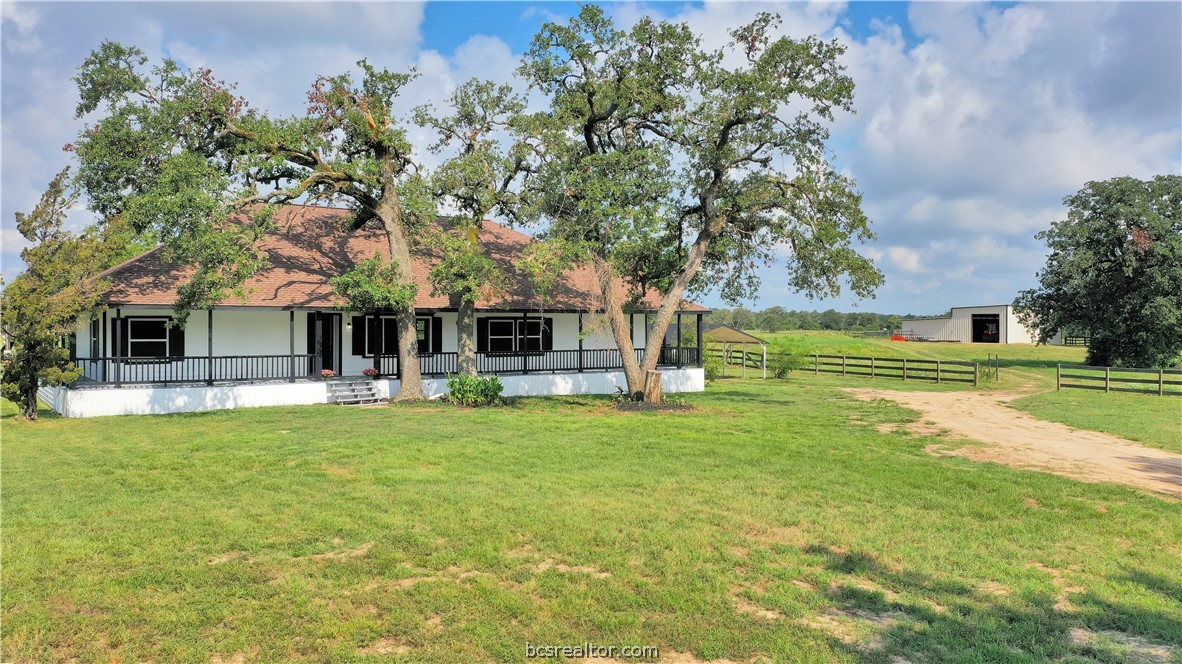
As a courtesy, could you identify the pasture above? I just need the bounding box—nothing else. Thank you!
[3,349,1180,663]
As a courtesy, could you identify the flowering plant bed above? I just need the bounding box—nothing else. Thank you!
[321,369,337,379]
[361,368,379,377]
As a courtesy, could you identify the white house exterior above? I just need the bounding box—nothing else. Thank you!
[901,304,1061,344]
[48,206,706,417]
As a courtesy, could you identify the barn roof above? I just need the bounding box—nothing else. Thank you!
[98,204,707,313]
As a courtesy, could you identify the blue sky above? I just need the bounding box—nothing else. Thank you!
[2,2,1179,316]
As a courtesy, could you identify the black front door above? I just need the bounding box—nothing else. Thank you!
[307,313,342,373]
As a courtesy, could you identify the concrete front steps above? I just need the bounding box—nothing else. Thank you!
[327,378,386,406]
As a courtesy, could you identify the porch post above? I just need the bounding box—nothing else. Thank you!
[314,311,323,376]
[372,317,380,374]
[676,313,683,367]
[577,311,584,373]
[101,309,108,382]
[206,308,214,386]
[630,312,635,348]
[288,310,295,382]
[521,310,528,374]
[113,308,122,387]
[696,313,704,368]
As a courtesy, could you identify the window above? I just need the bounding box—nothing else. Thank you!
[116,316,183,358]
[487,320,516,353]
[478,317,553,353]
[362,316,434,355]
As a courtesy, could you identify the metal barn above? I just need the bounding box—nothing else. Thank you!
[901,305,1059,344]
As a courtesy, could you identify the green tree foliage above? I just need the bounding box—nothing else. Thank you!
[520,7,881,397]
[70,43,435,399]
[1015,175,1182,367]
[415,79,536,375]
[707,306,901,332]
[1,169,142,419]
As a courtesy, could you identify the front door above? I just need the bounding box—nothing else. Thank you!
[307,313,342,373]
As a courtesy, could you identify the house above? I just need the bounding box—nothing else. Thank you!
[900,304,1062,344]
[40,205,707,417]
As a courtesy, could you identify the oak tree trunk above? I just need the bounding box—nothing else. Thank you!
[456,298,477,376]
[595,215,726,399]
[376,188,424,401]
[23,382,38,420]
[593,256,645,398]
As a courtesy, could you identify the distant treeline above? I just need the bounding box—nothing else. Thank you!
[705,307,946,333]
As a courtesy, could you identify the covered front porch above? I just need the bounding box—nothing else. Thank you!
[69,306,705,388]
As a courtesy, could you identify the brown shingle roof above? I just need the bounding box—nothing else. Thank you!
[100,205,708,313]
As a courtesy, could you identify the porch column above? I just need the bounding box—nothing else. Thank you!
[696,313,704,367]
[314,311,323,375]
[113,308,122,387]
[372,317,381,374]
[676,313,683,367]
[577,312,584,373]
[101,309,108,382]
[288,310,295,382]
[521,311,528,374]
[629,312,635,347]
[206,308,214,386]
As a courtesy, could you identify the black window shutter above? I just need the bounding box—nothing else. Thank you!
[168,320,185,357]
[306,313,316,355]
[117,318,130,357]
[351,315,365,356]
[431,316,442,354]
[90,319,100,357]
[477,317,489,353]
[542,317,554,351]
[367,316,381,356]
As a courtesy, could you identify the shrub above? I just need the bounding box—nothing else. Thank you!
[769,353,806,379]
[445,373,504,406]
[704,355,724,382]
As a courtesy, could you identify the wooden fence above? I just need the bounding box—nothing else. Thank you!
[1063,336,1091,347]
[813,354,978,386]
[1057,364,1182,396]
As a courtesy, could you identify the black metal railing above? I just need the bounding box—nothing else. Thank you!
[72,355,317,387]
[373,347,701,377]
[72,347,704,386]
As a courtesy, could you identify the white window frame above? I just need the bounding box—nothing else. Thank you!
[127,317,171,358]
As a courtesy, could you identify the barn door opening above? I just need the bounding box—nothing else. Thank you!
[972,314,1000,343]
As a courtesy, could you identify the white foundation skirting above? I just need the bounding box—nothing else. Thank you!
[40,368,705,418]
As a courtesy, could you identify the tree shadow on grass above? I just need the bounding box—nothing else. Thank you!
[794,545,1180,663]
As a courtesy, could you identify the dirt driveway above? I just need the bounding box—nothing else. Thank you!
[846,388,1182,499]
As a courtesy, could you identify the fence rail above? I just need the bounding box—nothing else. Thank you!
[1057,364,1182,396]
[812,354,978,385]
[1063,336,1091,347]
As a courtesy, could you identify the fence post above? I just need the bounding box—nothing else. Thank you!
[1160,369,1165,396]
[842,355,847,377]
[903,358,907,381]
[871,357,876,379]
[1105,366,1110,393]
[936,360,942,384]
[814,354,818,376]
[1056,364,1061,391]
[973,362,978,387]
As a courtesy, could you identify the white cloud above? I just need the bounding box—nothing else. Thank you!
[1,2,40,52]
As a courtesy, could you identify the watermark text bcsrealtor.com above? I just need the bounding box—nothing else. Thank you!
[525,642,659,660]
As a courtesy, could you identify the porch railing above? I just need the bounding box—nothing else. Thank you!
[72,354,317,387]
[70,347,703,387]
[374,347,701,378]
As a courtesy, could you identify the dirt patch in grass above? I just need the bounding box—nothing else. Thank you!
[310,542,372,561]
[804,607,905,649]
[356,637,411,656]
[506,544,611,578]
[1069,627,1179,662]
[210,653,246,664]
[847,388,1182,499]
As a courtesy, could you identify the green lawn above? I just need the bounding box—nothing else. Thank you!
[3,380,1180,663]
[1009,389,1182,453]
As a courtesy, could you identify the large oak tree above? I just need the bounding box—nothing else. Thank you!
[71,43,434,399]
[520,7,882,397]
[1015,175,1182,367]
